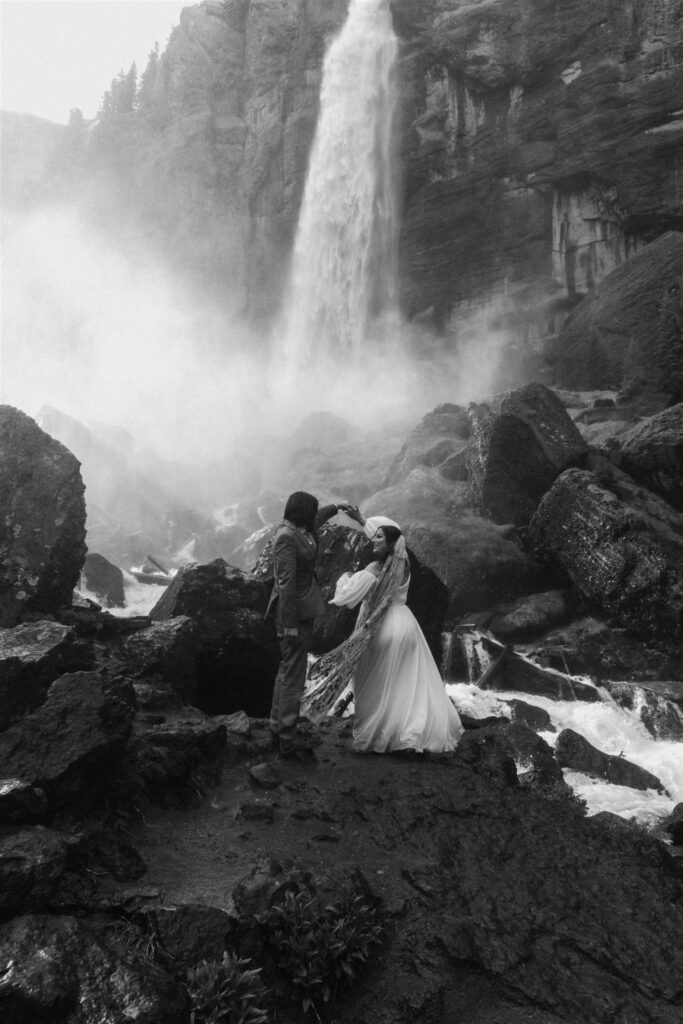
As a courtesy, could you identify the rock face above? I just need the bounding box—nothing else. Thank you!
[529,460,683,641]
[0,406,86,626]
[553,233,683,406]
[150,559,279,716]
[0,622,91,731]
[123,615,199,704]
[620,402,683,509]
[555,728,667,793]
[0,672,134,809]
[386,404,470,485]
[82,552,125,608]
[0,914,187,1023]
[466,383,588,526]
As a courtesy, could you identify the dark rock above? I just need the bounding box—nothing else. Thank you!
[0,914,187,1023]
[555,728,667,793]
[0,406,86,626]
[457,714,511,731]
[496,722,564,787]
[470,632,600,702]
[466,383,587,526]
[239,801,275,823]
[554,233,683,410]
[488,590,572,639]
[387,405,470,485]
[123,615,199,704]
[150,559,279,716]
[503,699,555,734]
[454,729,518,787]
[0,671,134,808]
[0,621,92,730]
[0,780,48,826]
[82,552,125,608]
[664,803,683,846]
[589,810,636,834]
[215,710,251,735]
[0,827,79,919]
[143,903,233,965]
[130,716,227,804]
[606,682,683,741]
[249,763,282,789]
[620,402,683,511]
[529,461,683,641]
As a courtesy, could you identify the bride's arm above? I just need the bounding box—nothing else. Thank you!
[329,567,378,608]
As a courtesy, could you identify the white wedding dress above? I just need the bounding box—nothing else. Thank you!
[330,563,463,753]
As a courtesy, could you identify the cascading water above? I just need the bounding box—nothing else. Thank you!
[277,0,399,366]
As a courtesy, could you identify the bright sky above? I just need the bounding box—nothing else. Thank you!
[1,0,190,124]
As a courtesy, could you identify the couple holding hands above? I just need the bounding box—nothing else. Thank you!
[267,491,463,757]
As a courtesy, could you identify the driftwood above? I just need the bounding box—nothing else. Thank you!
[473,633,600,702]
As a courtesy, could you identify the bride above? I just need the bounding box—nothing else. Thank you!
[303,510,463,753]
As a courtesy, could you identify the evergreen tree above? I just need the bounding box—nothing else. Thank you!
[137,43,160,107]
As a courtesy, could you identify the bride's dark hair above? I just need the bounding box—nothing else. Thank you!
[284,491,319,532]
[379,524,402,554]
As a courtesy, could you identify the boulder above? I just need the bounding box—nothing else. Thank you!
[466,383,587,526]
[620,402,683,511]
[0,914,187,1023]
[553,233,683,410]
[0,672,134,808]
[82,552,125,608]
[123,615,199,704]
[130,715,227,804]
[488,590,573,639]
[529,615,683,684]
[149,559,279,717]
[528,460,683,641]
[453,729,518,788]
[502,699,555,734]
[0,405,86,626]
[142,903,234,965]
[0,781,48,826]
[664,803,683,847]
[555,728,667,793]
[0,621,92,730]
[0,826,79,919]
[604,682,683,742]
[496,722,565,787]
[362,471,546,619]
[386,404,471,485]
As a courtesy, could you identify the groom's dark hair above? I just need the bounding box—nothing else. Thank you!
[284,491,319,532]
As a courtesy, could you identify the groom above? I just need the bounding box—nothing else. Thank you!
[267,491,352,755]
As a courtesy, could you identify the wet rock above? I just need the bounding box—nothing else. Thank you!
[529,615,683,685]
[130,716,227,805]
[555,728,667,793]
[143,903,234,965]
[554,233,683,410]
[502,699,555,734]
[488,590,572,639]
[0,671,134,809]
[0,406,86,627]
[82,552,125,608]
[0,827,79,919]
[496,722,564,787]
[0,621,92,730]
[466,383,587,526]
[123,615,199,704]
[606,682,683,741]
[529,461,683,642]
[150,559,279,716]
[249,763,282,789]
[457,713,510,731]
[454,729,518,787]
[216,710,251,735]
[620,402,683,511]
[386,404,470,485]
[664,803,683,846]
[0,780,48,826]
[0,913,187,1023]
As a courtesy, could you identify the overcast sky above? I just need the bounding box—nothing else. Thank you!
[1,0,189,124]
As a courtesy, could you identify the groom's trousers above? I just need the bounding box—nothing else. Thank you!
[269,618,315,741]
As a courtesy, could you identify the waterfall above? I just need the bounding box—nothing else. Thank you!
[278,0,399,366]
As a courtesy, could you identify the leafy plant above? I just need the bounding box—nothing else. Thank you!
[186,952,269,1024]
[255,885,385,1018]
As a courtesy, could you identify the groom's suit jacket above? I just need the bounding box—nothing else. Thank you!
[266,504,338,629]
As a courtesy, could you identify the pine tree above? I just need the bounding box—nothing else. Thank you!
[137,43,160,107]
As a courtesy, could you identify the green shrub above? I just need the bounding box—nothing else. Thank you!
[186,952,269,1024]
[255,885,385,1017]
